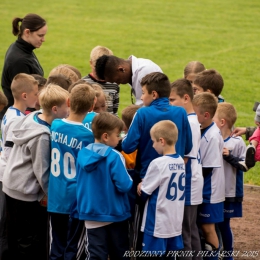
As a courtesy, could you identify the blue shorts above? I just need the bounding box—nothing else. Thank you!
[198,202,224,224]
[224,201,242,218]
[142,233,183,253]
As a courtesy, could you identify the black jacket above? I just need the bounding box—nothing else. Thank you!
[0,37,44,119]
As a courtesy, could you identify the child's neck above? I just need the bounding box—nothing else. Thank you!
[163,145,176,156]
[220,125,232,140]
[185,103,195,115]
[200,119,213,129]
[66,113,85,123]
[38,113,55,125]
[12,101,27,114]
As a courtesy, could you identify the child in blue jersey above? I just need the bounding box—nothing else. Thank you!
[2,84,69,260]
[121,72,192,254]
[0,73,38,259]
[192,93,225,260]
[137,120,185,257]
[193,69,225,103]
[48,83,96,260]
[75,112,132,260]
[170,79,203,260]
[213,103,246,260]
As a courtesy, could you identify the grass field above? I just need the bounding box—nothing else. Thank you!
[1,0,260,184]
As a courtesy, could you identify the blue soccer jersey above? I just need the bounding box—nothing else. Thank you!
[48,119,94,214]
[82,111,97,130]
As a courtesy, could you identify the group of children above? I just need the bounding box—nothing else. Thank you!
[0,47,257,260]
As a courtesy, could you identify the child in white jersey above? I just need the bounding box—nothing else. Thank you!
[137,120,185,257]
[192,93,225,260]
[213,103,246,260]
[169,78,203,260]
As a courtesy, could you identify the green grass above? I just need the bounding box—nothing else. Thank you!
[1,0,260,184]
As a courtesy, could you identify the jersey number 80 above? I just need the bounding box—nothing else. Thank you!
[51,148,76,179]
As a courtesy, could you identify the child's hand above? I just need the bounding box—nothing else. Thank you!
[230,127,246,137]
[40,195,48,207]
[137,182,142,196]
[223,147,230,156]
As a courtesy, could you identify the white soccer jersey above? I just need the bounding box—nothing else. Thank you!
[0,107,25,181]
[141,154,185,238]
[223,136,246,198]
[185,113,203,205]
[200,122,225,204]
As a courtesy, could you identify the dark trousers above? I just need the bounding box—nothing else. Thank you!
[5,194,49,260]
[50,213,85,260]
[86,220,130,260]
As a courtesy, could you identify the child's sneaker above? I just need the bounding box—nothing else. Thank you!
[245,143,256,168]
[238,144,255,171]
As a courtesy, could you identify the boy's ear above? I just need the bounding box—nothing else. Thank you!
[152,90,159,100]
[21,92,27,100]
[204,111,211,119]
[101,132,109,143]
[118,66,125,73]
[183,94,190,102]
[66,98,70,108]
[52,105,58,114]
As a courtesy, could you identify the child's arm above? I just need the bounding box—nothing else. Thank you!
[31,134,51,195]
[110,151,133,193]
[140,161,160,202]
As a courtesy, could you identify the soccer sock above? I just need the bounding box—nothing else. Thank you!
[204,241,220,260]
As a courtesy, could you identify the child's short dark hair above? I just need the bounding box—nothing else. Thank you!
[122,105,141,129]
[70,84,96,115]
[46,74,72,91]
[92,112,124,140]
[193,69,224,97]
[141,72,171,98]
[192,92,218,118]
[31,74,47,88]
[170,79,194,100]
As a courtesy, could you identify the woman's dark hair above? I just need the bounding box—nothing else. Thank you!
[12,13,46,37]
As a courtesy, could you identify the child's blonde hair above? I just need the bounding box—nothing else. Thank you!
[216,102,237,129]
[90,46,113,67]
[39,84,69,114]
[184,61,205,79]
[0,91,8,107]
[49,65,79,84]
[11,73,38,99]
[122,105,141,129]
[192,92,218,118]
[92,112,124,140]
[150,120,178,146]
[70,84,96,115]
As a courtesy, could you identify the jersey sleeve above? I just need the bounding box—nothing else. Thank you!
[184,114,193,156]
[201,136,222,168]
[141,160,161,195]
[185,119,199,159]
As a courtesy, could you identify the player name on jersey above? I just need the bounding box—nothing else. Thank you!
[51,131,83,149]
[169,163,185,171]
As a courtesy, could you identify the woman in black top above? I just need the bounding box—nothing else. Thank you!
[0,13,47,119]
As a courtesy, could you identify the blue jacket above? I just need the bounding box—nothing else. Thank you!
[122,98,192,179]
[76,143,133,222]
